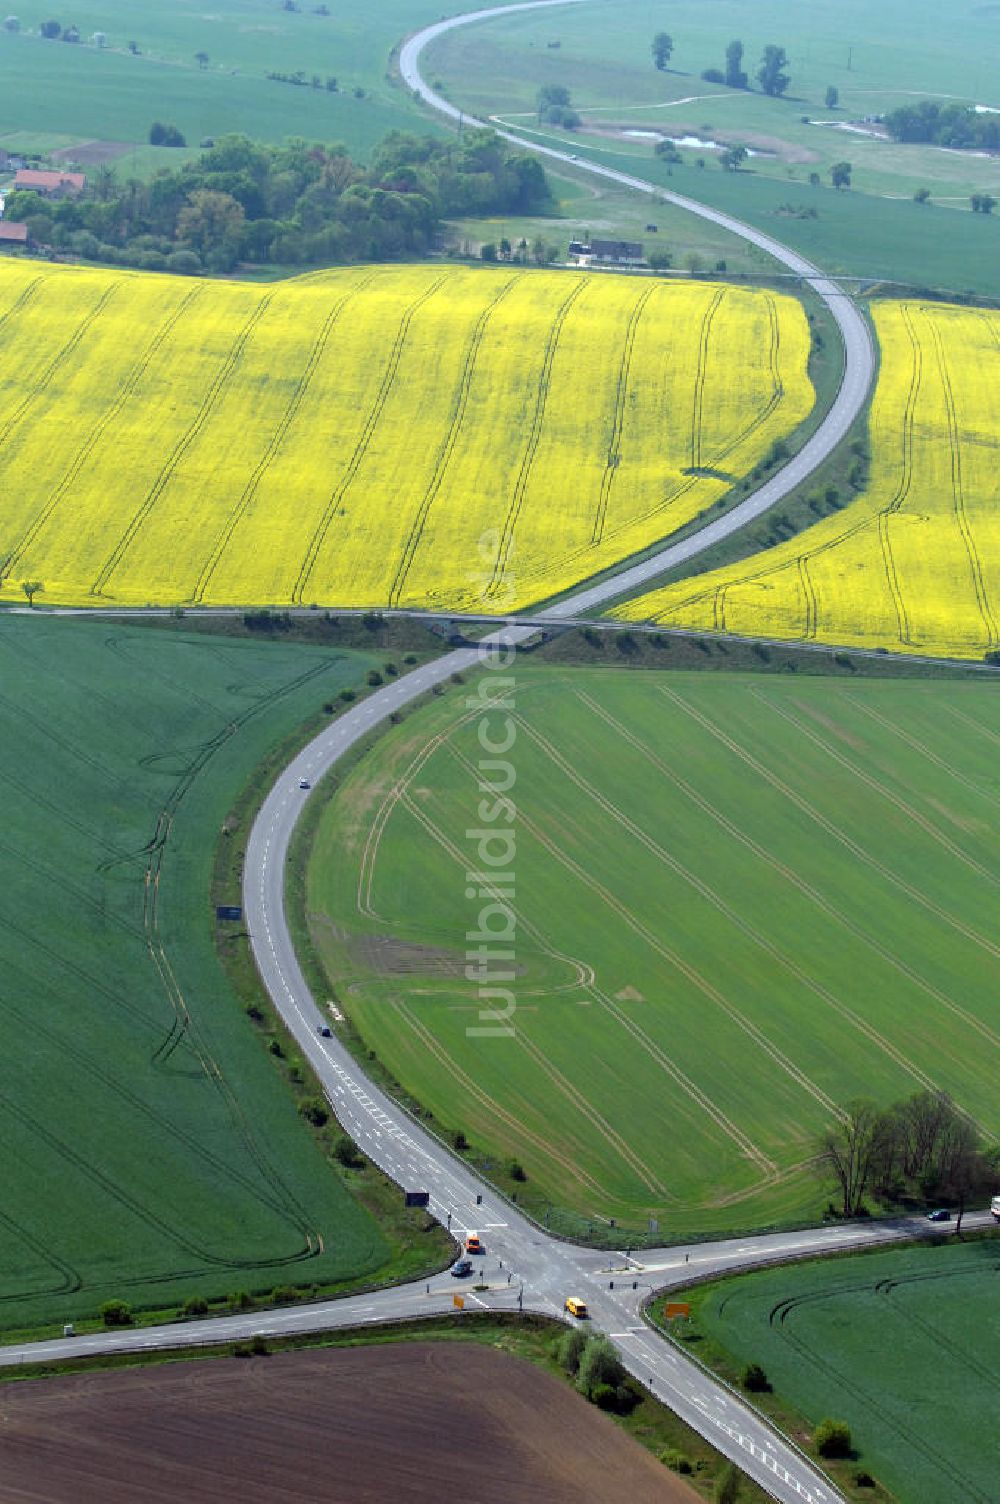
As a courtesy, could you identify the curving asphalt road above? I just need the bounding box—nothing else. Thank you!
[398,0,876,616]
[0,9,910,1504]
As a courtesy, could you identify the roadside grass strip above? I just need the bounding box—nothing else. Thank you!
[306,667,1000,1234]
[616,300,1000,659]
[0,260,813,611]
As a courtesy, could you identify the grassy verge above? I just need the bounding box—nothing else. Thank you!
[0,1311,775,1501]
[531,622,985,679]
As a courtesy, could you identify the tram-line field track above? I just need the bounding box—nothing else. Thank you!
[621,300,1000,660]
[305,661,1000,1239]
[672,1236,1000,1504]
[0,259,814,614]
[0,616,432,1333]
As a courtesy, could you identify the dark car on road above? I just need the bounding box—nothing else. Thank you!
[927,1208,951,1221]
[451,1259,473,1277]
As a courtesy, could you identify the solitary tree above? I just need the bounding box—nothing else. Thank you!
[719,143,749,171]
[757,44,790,97]
[971,192,996,213]
[195,49,209,68]
[825,84,839,109]
[725,39,747,88]
[21,579,43,607]
[92,29,106,46]
[830,159,852,189]
[39,17,60,37]
[3,15,19,31]
[651,31,673,71]
[914,186,930,204]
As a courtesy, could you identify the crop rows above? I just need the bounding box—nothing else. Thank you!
[307,666,1000,1233]
[620,300,1000,659]
[0,260,813,610]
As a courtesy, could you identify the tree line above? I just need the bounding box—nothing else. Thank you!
[885,99,1000,150]
[650,33,792,97]
[2,129,552,274]
[817,1089,997,1232]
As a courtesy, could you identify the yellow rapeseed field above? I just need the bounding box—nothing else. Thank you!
[619,300,1000,659]
[0,260,813,610]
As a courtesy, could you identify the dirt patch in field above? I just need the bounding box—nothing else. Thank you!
[352,932,527,980]
[49,140,134,165]
[0,1342,694,1503]
[615,985,646,1002]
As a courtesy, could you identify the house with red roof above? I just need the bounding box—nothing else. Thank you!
[13,168,86,198]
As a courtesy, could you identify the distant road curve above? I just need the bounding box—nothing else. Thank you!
[399,0,876,610]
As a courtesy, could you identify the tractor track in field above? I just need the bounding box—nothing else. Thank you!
[750,685,1000,890]
[291,275,450,606]
[395,780,656,1194]
[513,288,788,600]
[513,710,942,1100]
[387,275,519,608]
[487,277,588,596]
[90,297,274,598]
[926,315,999,648]
[5,8,890,1503]
[4,287,204,580]
[0,282,119,470]
[660,684,1000,965]
[590,283,656,546]
[191,275,378,606]
[575,686,1000,1053]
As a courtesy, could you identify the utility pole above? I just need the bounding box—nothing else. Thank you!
[847,46,853,72]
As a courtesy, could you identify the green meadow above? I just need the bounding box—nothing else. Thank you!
[0,0,458,165]
[307,664,1000,1240]
[676,1237,1000,1504]
[428,0,1000,293]
[0,617,396,1331]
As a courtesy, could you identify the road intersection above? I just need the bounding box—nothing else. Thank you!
[0,8,953,1502]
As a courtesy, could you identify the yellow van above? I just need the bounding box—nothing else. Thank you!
[565,1297,589,1319]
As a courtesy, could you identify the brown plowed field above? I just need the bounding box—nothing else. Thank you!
[0,1342,697,1502]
